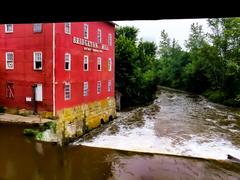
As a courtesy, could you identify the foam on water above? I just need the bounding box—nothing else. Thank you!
[79,118,240,160]
[76,90,240,161]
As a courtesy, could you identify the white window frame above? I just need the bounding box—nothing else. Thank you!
[33,23,42,33]
[5,24,13,33]
[84,55,89,71]
[64,53,71,71]
[64,22,71,34]
[97,29,102,43]
[6,52,14,70]
[97,57,101,71]
[97,81,101,94]
[64,82,71,100]
[84,24,88,39]
[33,51,43,70]
[108,33,112,46]
[108,58,112,71]
[108,80,111,92]
[83,81,88,97]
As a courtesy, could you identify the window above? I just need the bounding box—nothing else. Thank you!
[97,81,101,94]
[84,55,88,71]
[65,22,71,34]
[108,80,111,92]
[65,53,71,70]
[108,34,112,46]
[6,82,14,99]
[84,24,88,39]
[6,52,14,69]
[83,81,88,96]
[97,29,102,43]
[33,52,42,70]
[64,82,71,100]
[97,57,101,71]
[33,23,42,32]
[5,24,13,33]
[108,58,112,71]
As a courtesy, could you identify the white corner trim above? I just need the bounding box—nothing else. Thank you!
[53,23,56,116]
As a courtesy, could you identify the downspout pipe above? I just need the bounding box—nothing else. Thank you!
[53,23,56,117]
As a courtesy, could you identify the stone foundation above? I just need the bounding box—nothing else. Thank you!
[56,97,116,144]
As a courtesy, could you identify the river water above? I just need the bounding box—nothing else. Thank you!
[1,87,240,179]
[74,88,240,160]
[1,125,240,179]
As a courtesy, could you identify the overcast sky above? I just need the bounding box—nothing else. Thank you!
[114,19,210,49]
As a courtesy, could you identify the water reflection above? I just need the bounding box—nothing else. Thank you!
[0,125,113,180]
[0,125,239,179]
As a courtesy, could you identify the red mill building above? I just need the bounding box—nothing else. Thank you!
[0,22,116,140]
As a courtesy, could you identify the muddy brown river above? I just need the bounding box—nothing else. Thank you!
[0,125,240,180]
[0,87,240,179]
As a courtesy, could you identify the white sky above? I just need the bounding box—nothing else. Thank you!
[114,19,210,49]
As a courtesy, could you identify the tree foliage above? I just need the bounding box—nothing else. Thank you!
[116,18,240,108]
[156,17,240,106]
[115,26,158,108]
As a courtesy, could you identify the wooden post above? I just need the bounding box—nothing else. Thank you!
[115,91,122,111]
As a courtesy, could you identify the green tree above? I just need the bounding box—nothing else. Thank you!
[185,23,207,51]
[207,18,240,105]
[157,31,190,88]
[115,32,138,97]
[158,30,171,57]
[115,26,158,108]
[156,18,240,106]
[116,18,240,108]
[183,23,212,93]
[137,40,157,71]
[116,26,138,42]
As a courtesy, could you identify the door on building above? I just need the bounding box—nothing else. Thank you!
[35,84,43,102]
[32,83,42,114]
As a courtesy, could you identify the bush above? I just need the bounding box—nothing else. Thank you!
[223,98,240,107]
[0,106,5,113]
[23,129,39,137]
[39,121,56,132]
[24,129,43,140]
[35,132,43,140]
[48,121,57,133]
[204,90,225,103]
[24,121,56,140]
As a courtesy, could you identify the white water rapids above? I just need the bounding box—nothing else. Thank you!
[73,89,240,160]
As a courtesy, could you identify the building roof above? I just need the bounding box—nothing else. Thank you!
[106,21,118,26]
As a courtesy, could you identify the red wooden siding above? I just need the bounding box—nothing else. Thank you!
[0,23,53,111]
[0,22,115,113]
[55,22,115,111]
